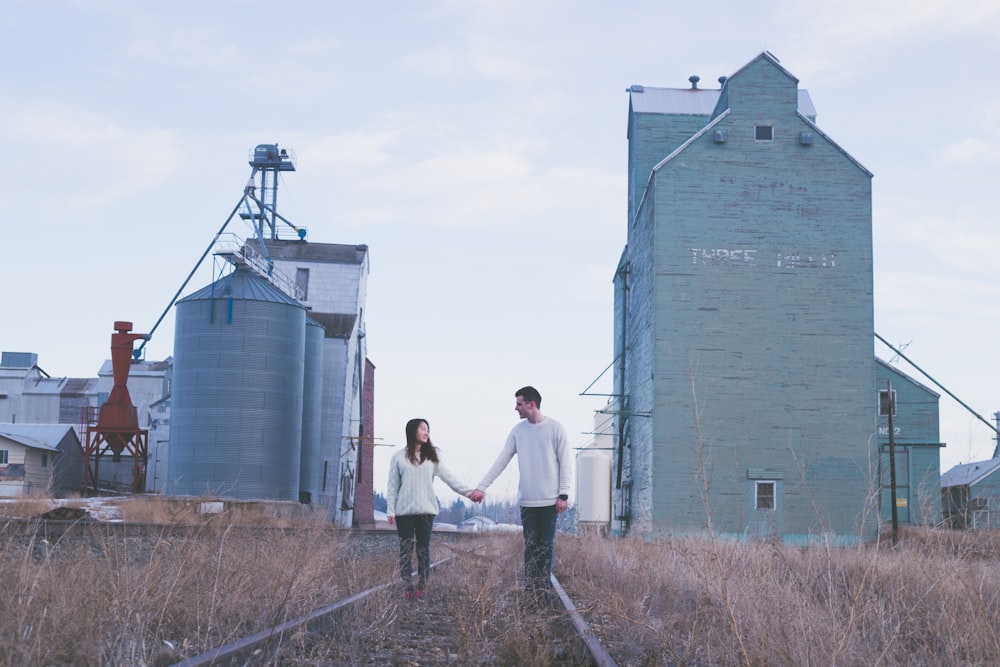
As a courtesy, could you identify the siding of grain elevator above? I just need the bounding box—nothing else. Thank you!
[612,52,883,543]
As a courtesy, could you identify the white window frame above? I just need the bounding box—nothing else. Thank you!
[754,124,774,141]
[878,389,897,416]
[755,480,775,511]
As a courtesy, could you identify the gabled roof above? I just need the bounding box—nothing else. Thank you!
[628,51,816,120]
[876,357,941,398]
[728,50,799,85]
[461,515,496,526]
[940,457,1000,488]
[644,51,873,188]
[0,424,77,451]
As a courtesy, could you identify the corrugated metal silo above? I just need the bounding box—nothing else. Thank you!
[167,267,307,500]
[299,316,325,504]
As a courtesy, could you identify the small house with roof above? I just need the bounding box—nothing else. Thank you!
[0,424,84,496]
[941,457,1000,530]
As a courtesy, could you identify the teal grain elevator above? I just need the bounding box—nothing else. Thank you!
[612,52,882,542]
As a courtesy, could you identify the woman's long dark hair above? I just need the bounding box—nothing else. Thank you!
[405,418,439,465]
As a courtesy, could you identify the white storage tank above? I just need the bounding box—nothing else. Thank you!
[576,448,612,531]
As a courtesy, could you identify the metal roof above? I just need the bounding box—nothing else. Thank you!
[178,267,305,307]
[97,358,172,377]
[23,377,66,395]
[0,368,35,380]
[630,86,816,118]
[261,239,368,264]
[61,377,97,396]
[940,457,1000,488]
[630,87,721,115]
[0,424,76,451]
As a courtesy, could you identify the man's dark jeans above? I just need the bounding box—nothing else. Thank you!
[520,505,557,592]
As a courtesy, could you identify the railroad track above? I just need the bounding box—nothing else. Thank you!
[169,541,619,666]
[4,518,620,665]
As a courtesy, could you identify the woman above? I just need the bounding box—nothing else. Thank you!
[386,418,475,599]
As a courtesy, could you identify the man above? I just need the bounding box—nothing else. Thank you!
[469,386,570,596]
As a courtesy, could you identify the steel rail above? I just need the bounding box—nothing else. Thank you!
[168,547,619,667]
[551,573,620,667]
[170,555,457,667]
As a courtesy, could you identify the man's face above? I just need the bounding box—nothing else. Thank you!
[514,396,533,419]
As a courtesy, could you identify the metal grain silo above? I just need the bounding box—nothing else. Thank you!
[167,267,306,500]
[298,316,325,504]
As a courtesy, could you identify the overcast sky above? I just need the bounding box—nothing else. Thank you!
[2,1,999,503]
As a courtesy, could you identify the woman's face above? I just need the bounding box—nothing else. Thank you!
[415,421,430,444]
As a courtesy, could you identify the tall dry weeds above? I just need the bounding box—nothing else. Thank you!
[4,496,1000,665]
[558,530,1000,666]
[0,503,393,666]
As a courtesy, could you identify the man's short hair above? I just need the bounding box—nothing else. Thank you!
[515,386,542,407]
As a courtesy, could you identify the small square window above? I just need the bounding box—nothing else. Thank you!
[756,480,775,510]
[755,125,774,141]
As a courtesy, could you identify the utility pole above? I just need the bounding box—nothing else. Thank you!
[885,380,899,545]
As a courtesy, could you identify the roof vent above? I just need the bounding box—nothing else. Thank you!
[688,75,700,89]
[718,76,728,87]
[629,84,644,93]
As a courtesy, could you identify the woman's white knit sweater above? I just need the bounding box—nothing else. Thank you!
[386,448,474,517]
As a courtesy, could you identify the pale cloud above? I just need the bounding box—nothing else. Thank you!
[401,46,464,78]
[878,207,999,272]
[300,129,402,169]
[786,0,1000,41]
[125,23,242,70]
[295,118,620,233]
[939,138,1000,166]
[0,104,184,213]
[401,34,542,86]
[781,0,1000,81]
[468,48,541,86]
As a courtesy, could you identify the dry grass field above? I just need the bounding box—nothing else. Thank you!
[2,496,1000,666]
[558,529,1000,666]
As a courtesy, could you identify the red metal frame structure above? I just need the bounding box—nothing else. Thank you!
[83,321,151,494]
